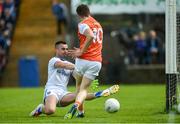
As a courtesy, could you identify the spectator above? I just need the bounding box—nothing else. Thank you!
[2,0,16,34]
[0,37,6,72]
[0,18,10,52]
[0,0,20,73]
[52,0,68,40]
[128,34,138,64]
[14,0,21,20]
[0,0,4,18]
[134,31,147,64]
[146,30,162,64]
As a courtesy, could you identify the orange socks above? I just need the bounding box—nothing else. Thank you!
[75,101,84,113]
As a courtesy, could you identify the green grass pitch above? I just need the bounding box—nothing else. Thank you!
[0,84,180,123]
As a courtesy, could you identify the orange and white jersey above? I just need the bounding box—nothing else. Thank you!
[78,16,103,62]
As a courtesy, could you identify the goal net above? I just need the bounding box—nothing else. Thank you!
[177,0,180,110]
[165,0,180,112]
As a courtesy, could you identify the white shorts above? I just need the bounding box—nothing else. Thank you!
[74,58,102,80]
[43,87,70,106]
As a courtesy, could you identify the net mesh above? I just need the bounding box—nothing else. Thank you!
[177,1,180,104]
[166,74,177,111]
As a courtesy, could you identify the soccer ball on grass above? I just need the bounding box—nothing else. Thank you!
[105,98,120,113]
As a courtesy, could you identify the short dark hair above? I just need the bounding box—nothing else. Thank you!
[76,4,90,17]
[55,41,67,48]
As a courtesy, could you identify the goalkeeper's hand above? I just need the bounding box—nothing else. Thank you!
[90,79,99,91]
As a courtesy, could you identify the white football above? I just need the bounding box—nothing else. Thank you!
[105,98,120,113]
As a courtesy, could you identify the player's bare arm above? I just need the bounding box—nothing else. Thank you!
[80,28,94,54]
[68,28,94,58]
[54,61,74,70]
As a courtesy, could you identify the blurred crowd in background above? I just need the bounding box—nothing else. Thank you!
[112,28,164,65]
[0,0,20,74]
[130,30,164,65]
[52,0,69,41]
[0,0,166,82]
[52,0,165,65]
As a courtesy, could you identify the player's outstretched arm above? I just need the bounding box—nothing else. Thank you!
[54,61,74,70]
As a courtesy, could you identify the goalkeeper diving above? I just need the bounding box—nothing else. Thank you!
[29,41,119,117]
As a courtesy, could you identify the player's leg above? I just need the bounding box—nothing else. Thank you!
[64,76,92,119]
[94,85,120,97]
[44,95,58,115]
[59,91,89,118]
[74,84,120,118]
[59,93,76,107]
[59,92,90,107]
[76,76,92,104]
[84,84,120,100]
[31,84,120,116]
[60,85,120,107]
[74,76,93,118]
[74,61,102,117]
[59,92,96,106]
[60,71,86,117]
[58,91,103,107]
[73,71,82,93]
[30,88,60,117]
[72,71,85,116]
[64,60,102,119]
[29,95,58,116]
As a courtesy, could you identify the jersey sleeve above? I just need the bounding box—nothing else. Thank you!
[49,57,61,68]
[49,57,75,70]
[78,23,90,34]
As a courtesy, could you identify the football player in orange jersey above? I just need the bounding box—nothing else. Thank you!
[29,41,119,117]
[64,4,119,119]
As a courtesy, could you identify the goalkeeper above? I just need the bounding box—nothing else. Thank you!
[29,41,119,117]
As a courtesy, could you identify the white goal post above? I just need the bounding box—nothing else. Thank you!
[166,0,177,74]
[165,0,178,112]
